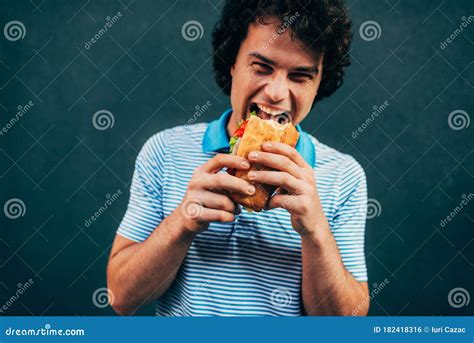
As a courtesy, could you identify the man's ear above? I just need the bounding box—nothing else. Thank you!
[230,65,235,77]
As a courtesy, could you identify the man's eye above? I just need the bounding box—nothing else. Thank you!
[252,62,272,75]
[290,73,312,83]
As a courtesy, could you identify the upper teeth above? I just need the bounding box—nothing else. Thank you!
[257,104,287,116]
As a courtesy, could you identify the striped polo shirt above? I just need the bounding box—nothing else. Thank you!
[117,109,368,316]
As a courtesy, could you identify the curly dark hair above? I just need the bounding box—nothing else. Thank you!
[212,0,352,103]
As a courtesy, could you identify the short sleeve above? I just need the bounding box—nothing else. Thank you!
[117,132,167,242]
[330,156,368,282]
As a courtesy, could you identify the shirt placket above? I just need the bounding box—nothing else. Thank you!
[232,209,256,240]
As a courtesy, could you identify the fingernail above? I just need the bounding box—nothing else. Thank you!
[248,171,256,179]
[263,142,272,149]
[241,160,250,169]
[247,185,256,194]
[249,152,258,159]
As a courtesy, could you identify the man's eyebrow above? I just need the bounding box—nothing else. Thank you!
[249,52,276,66]
[249,52,319,74]
[292,65,319,74]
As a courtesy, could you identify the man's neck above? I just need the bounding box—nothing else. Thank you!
[226,113,239,139]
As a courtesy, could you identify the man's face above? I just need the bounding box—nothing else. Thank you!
[228,18,323,135]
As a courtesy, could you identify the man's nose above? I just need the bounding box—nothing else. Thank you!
[264,74,290,102]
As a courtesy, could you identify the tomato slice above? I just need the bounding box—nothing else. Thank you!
[233,119,248,138]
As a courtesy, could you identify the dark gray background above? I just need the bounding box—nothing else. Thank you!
[0,0,472,316]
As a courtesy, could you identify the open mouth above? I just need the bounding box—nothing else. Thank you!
[249,103,292,125]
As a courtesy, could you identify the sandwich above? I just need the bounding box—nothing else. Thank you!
[227,107,299,212]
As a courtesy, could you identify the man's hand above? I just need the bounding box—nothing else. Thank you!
[247,142,369,316]
[108,154,253,315]
[247,141,328,235]
[176,154,255,233]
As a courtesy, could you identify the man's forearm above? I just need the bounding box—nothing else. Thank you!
[107,211,195,315]
[301,222,369,316]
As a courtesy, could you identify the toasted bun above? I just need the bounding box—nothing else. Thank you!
[230,116,299,211]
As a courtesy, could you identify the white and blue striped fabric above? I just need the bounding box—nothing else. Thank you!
[117,109,368,316]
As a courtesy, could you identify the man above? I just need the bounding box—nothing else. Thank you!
[107,0,369,316]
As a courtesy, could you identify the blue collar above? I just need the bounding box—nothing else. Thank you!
[202,109,316,167]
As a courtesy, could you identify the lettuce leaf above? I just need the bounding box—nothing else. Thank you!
[229,111,257,154]
[229,136,237,154]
